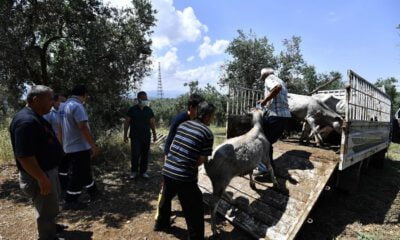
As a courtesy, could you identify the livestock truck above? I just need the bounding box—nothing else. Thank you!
[198,69,392,239]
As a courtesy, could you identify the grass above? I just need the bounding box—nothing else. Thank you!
[0,118,227,166]
[0,116,13,164]
[210,124,226,147]
[388,142,400,161]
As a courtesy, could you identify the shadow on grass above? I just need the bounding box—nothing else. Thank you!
[0,164,31,204]
[61,145,166,228]
[59,230,93,240]
[0,145,166,230]
[296,158,400,239]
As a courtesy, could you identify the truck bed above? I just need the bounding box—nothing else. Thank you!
[198,140,340,240]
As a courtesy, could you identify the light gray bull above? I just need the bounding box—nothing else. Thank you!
[288,93,343,146]
[205,109,278,236]
[313,94,346,116]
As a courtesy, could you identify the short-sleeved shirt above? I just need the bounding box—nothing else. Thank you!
[43,107,60,135]
[9,107,64,172]
[59,96,91,153]
[164,112,190,155]
[127,105,155,140]
[264,75,291,118]
[162,120,214,182]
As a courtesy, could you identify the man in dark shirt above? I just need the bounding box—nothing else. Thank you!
[123,91,157,179]
[159,102,215,240]
[9,85,65,240]
[154,94,204,231]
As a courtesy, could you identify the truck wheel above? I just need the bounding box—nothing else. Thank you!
[335,161,363,194]
[370,149,387,169]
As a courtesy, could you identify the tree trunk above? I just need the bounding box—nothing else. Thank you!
[40,49,48,86]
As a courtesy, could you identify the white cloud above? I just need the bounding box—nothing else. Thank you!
[198,36,229,60]
[175,61,224,88]
[106,0,131,8]
[154,47,180,72]
[107,0,208,50]
[186,56,195,62]
[151,0,208,49]
[141,61,225,96]
[328,11,341,23]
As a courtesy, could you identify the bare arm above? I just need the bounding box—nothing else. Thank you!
[261,84,282,106]
[123,117,131,143]
[150,117,157,142]
[78,121,99,157]
[196,155,208,166]
[17,156,51,195]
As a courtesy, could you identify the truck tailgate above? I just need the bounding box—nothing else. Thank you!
[198,141,339,240]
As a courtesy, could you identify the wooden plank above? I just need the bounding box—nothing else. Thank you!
[285,155,338,240]
[198,140,340,240]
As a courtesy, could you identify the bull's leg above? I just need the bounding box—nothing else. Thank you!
[211,197,222,236]
[300,122,311,144]
[309,125,323,145]
[249,173,256,190]
[262,156,280,188]
[306,117,323,146]
[210,179,230,236]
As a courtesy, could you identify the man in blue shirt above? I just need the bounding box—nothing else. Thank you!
[59,85,100,210]
[10,85,65,240]
[154,94,204,231]
[123,91,157,179]
[159,102,215,240]
[43,94,66,135]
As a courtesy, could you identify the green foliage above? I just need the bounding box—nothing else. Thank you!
[278,36,306,93]
[201,84,228,126]
[220,31,344,94]
[220,30,277,89]
[151,81,227,127]
[0,0,156,130]
[150,98,181,127]
[375,77,400,114]
[0,116,13,164]
[301,65,319,94]
[278,37,344,94]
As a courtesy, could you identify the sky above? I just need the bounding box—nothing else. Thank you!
[109,0,400,98]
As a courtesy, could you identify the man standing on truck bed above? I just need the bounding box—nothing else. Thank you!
[255,68,291,176]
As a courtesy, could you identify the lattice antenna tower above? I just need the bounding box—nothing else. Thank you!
[157,62,164,99]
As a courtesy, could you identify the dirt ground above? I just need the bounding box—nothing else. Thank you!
[1,144,400,240]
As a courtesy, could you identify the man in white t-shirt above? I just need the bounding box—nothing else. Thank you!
[255,68,291,175]
[59,85,100,210]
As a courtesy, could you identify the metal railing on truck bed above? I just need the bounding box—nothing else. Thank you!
[225,70,392,170]
[338,70,391,170]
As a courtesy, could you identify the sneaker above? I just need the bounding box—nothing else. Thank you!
[141,172,150,179]
[129,172,139,179]
[63,201,87,211]
[253,168,268,177]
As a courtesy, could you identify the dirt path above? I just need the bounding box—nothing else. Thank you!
[1,147,399,240]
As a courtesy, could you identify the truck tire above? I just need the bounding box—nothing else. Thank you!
[370,149,387,169]
[335,161,363,194]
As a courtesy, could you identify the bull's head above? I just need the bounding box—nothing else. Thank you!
[332,117,343,133]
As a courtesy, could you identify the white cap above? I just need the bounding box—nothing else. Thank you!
[260,68,274,76]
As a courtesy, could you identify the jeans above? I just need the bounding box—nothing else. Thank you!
[258,116,289,171]
[19,168,60,240]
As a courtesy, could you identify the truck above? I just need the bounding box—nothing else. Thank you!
[197,69,392,239]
